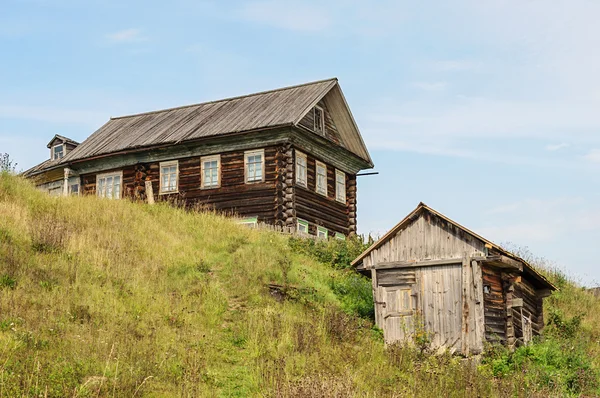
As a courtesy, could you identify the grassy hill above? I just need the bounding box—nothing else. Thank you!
[1,172,599,397]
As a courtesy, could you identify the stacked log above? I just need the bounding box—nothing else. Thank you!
[133,164,148,201]
[275,144,295,227]
[347,175,357,236]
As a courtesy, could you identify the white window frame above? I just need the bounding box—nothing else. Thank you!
[201,155,221,189]
[314,105,325,133]
[317,226,328,239]
[159,160,179,194]
[52,144,65,160]
[295,150,307,188]
[315,160,327,196]
[244,149,265,184]
[238,216,258,227]
[297,219,309,234]
[335,169,346,203]
[96,171,123,200]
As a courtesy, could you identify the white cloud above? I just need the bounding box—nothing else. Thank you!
[545,143,569,151]
[584,149,600,163]
[411,81,447,91]
[237,1,330,32]
[106,28,146,43]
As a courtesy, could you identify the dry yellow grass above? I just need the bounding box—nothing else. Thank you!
[0,172,599,397]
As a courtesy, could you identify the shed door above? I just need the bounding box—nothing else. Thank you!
[383,286,415,344]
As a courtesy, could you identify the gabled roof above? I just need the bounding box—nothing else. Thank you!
[47,134,79,148]
[44,78,372,168]
[352,202,556,291]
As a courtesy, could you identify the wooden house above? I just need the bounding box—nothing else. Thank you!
[352,203,556,356]
[23,78,373,237]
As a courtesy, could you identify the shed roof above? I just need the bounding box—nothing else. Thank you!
[26,78,372,177]
[352,202,556,290]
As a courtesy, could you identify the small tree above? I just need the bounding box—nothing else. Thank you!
[0,153,17,173]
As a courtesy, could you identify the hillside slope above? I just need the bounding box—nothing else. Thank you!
[0,173,599,397]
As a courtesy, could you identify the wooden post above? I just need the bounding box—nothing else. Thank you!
[461,254,471,356]
[503,273,516,350]
[471,260,485,354]
[145,180,154,205]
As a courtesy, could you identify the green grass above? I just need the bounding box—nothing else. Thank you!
[1,172,599,397]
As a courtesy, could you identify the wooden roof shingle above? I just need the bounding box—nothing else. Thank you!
[56,78,371,165]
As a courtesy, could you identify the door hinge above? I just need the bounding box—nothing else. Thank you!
[374,301,386,308]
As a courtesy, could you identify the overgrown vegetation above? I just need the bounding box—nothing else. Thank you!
[1,172,599,397]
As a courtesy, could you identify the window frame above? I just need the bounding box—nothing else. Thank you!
[297,218,309,234]
[244,149,265,184]
[159,160,179,195]
[315,160,327,196]
[295,150,307,188]
[314,105,325,134]
[238,216,258,227]
[69,183,80,196]
[200,154,221,189]
[335,169,346,203]
[52,144,65,160]
[335,232,346,241]
[317,226,328,239]
[96,170,123,200]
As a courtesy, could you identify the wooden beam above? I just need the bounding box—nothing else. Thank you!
[372,258,462,270]
[479,255,523,271]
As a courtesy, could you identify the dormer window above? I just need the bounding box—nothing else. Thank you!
[52,145,64,160]
[314,106,324,134]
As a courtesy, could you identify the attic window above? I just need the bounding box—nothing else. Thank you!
[314,106,324,133]
[52,145,64,160]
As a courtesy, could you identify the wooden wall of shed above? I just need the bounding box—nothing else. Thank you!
[81,146,279,223]
[297,100,343,146]
[294,148,352,236]
[481,265,507,344]
[373,264,464,353]
[362,212,487,269]
[512,278,544,343]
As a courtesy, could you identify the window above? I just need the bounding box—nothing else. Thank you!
[295,150,307,188]
[96,171,122,199]
[159,161,178,194]
[238,216,258,227]
[201,155,220,189]
[335,232,345,241]
[315,161,327,196]
[245,149,264,183]
[297,219,309,234]
[483,285,491,294]
[314,106,324,133]
[69,183,80,196]
[52,145,64,160]
[335,170,346,203]
[317,226,328,239]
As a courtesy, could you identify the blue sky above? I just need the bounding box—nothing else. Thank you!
[1,0,599,284]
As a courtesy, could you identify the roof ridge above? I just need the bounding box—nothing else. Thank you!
[110,77,338,120]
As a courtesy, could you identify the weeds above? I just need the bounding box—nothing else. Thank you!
[0,174,599,397]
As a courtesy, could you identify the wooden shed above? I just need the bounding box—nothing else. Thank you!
[352,203,556,356]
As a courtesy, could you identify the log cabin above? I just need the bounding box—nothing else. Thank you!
[352,203,556,356]
[23,78,374,237]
